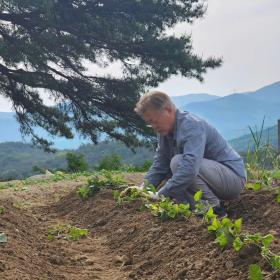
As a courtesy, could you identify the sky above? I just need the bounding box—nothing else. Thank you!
[0,0,279,111]
[157,0,280,96]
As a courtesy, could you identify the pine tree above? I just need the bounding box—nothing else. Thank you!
[0,0,221,151]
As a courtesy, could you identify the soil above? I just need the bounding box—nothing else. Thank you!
[0,173,279,280]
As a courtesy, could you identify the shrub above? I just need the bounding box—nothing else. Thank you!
[66,152,88,173]
[97,153,123,171]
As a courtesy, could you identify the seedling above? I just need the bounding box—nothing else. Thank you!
[249,264,263,280]
[77,171,126,200]
[113,180,158,206]
[114,187,144,206]
[194,192,280,276]
[114,183,191,221]
[207,215,242,249]
[0,207,4,214]
[47,224,89,241]
[146,199,191,221]
[277,187,280,204]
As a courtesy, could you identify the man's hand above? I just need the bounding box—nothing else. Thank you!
[140,190,160,201]
[119,185,160,201]
[148,191,160,201]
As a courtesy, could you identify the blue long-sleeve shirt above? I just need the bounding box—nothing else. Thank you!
[144,110,247,196]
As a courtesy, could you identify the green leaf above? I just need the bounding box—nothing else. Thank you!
[233,237,244,251]
[234,218,242,234]
[215,232,228,248]
[204,207,216,223]
[208,218,221,232]
[277,188,280,204]
[194,190,203,202]
[249,264,263,280]
[221,217,232,227]
[246,182,262,191]
[245,233,262,244]
[272,170,280,179]
[178,203,191,218]
[270,255,280,269]
[0,233,7,243]
[252,182,262,191]
[261,234,274,249]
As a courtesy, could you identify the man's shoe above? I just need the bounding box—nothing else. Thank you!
[213,205,228,218]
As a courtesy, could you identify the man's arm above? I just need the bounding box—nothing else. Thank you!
[144,139,171,188]
[158,121,206,197]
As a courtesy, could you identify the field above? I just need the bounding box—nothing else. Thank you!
[0,172,279,280]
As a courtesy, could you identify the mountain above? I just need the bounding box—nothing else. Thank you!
[0,81,279,148]
[0,141,153,180]
[182,81,280,140]
[229,125,278,152]
[0,112,89,149]
[0,93,218,149]
[171,93,219,109]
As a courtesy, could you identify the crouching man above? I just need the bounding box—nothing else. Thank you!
[135,91,246,217]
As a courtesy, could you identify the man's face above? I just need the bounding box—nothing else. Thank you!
[142,107,175,136]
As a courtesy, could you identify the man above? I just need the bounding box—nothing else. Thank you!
[134,91,246,217]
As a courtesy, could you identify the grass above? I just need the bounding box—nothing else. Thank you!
[47,224,89,241]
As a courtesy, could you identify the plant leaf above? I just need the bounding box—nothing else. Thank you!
[194,190,203,202]
[234,218,242,234]
[261,234,274,249]
[249,264,263,280]
[233,237,244,251]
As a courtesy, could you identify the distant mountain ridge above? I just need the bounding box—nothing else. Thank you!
[0,81,279,148]
[182,81,280,140]
[0,92,219,148]
[171,93,219,109]
[0,112,89,149]
[229,124,277,152]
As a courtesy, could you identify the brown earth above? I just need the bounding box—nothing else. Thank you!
[0,173,279,280]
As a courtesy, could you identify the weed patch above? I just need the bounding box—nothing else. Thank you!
[77,170,126,200]
[47,224,89,241]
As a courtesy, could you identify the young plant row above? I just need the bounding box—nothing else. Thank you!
[114,187,280,279]
[113,181,192,221]
[77,170,126,200]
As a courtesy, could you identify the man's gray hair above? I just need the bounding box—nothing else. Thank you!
[134,90,175,116]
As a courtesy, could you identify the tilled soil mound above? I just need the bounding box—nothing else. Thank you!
[0,178,279,280]
[50,188,280,280]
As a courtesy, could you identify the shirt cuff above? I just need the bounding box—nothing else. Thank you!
[157,184,169,196]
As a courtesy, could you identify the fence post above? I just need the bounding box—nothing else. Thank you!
[278,119,280,153]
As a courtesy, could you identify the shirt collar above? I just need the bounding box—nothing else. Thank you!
[167,109,179,139]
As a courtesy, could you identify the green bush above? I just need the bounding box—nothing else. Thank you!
[66,152,88,173]
[97,153,123,171]
[123,160,153,172]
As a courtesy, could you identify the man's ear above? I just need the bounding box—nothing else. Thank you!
[165,105,172,113]
[165,105,175,115]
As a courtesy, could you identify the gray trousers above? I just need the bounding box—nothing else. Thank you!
[169,154,246,208]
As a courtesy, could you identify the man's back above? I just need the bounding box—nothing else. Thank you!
[173,110,246,179]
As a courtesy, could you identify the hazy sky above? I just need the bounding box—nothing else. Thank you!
[158,0,280,96]
[0,0,279,111]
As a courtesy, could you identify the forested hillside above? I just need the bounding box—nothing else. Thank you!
[229,125,277,152]
[0,142,153,181]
